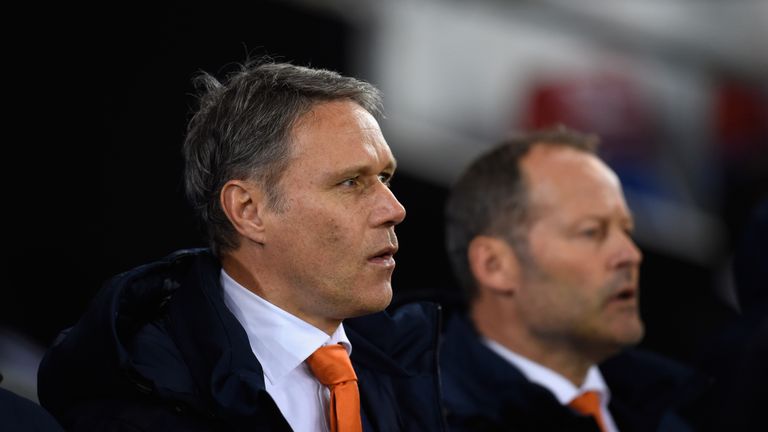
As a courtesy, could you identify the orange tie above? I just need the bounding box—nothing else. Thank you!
[569,391,607,432]
[306,344,362,432]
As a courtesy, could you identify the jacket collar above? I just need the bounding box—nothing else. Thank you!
[440,313,708,431]
[440,313,562,423]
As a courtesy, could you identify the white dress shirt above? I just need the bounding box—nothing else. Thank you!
[221,270,350,432]
[484,338,620,432]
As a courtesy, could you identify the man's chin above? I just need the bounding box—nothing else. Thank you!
[346,284,393,318]
[611,320,646,351]
[591,321,645,362]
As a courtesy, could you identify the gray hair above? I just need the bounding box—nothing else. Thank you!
[182,60,383,255]
[445,126,599,299]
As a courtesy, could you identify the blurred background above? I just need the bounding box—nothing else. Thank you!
[4,0,767,403]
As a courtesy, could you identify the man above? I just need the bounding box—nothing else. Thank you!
[440,128,707,431]
[38,62,445,431]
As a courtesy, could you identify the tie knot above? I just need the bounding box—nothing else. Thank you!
[569,391,606,431]
[569,390,601,415]
[306,344,357,386]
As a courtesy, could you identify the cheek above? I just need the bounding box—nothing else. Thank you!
[322,211,361,247]
[322,218,344,245]
[288,199,344,244]
[289,200,367,265]
[314,215,360,266]
[535,248,594,288]
[529,256,605,314]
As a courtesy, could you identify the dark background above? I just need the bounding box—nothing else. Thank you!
[4,1,763,390]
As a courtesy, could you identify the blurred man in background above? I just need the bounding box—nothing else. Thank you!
[440,127,707,431]
[37,61,445,432]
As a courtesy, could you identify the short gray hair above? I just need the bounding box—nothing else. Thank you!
[182,60,383,255]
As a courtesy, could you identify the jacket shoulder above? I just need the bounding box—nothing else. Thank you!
[63,397,224,432]
[601,349,711,431]
[0,387,64,431]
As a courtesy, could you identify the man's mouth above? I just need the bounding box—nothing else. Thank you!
[368,245,397,267]
[610,285,638,303]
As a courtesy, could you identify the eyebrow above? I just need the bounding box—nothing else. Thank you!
[325,158,398,182]
[577,212,635,226]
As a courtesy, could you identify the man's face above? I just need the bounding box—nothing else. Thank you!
[514,144,644,360]
[261,100,405,326]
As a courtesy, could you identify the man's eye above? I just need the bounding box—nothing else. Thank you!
[340,177,359,187]
[580,227,604,239]
[378,174,392,187]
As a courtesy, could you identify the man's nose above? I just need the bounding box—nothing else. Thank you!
[372,183,406,227]
[610,230,643,269]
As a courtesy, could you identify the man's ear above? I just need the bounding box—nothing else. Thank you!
[220,179,267,244]
[468,235,521,296]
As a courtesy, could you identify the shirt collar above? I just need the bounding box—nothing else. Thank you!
[220,270,351,386]
[482,337,611,405]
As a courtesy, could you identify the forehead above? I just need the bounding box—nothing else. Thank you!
[521,145,628,220]
[288,100,394,169]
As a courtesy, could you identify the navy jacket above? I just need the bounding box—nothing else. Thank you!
[38,249,446,431]
[440,315,709,432]
[0,386,63,431]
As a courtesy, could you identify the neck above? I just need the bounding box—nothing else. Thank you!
[470,295,593,387]
[220,250,342,335]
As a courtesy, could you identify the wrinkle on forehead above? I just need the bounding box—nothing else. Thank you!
[523,145,627,218]
[527,144,617,177]
[292,100,386,147]
[288,100,395,175]
[352,108,392,166]
[293,100,375,134]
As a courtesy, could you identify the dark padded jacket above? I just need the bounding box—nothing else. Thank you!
[0,385,63,431]
[38,249,446,431]
[440,314,710,432]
